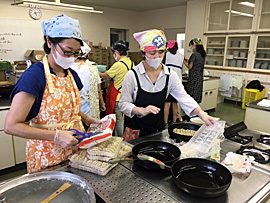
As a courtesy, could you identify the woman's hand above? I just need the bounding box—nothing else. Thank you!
[100,103,106,112]
[85,116,101,126]
[140,105,160,117]
[54,130,78,148]
[197,111,216,126]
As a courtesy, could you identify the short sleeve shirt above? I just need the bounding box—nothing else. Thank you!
[10,62,83,121]
[107,57,134,101]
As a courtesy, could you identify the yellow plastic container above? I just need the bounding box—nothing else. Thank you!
[242,88,265,109]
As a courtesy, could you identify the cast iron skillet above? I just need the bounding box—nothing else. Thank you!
[109,141,181,171]
[168,122,201,142]
[139,156,232,198]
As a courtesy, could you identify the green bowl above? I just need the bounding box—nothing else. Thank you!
[96,65,106,72]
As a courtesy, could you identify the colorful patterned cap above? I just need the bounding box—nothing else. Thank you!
[192,38,203,46]
[41,14,83,45]
[167,40,178,49]
[133,29,166,52]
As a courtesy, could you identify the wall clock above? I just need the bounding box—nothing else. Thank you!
[29,7,42,20]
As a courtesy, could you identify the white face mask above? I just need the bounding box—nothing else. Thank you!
[52,47,75,69]
[113,54,118,61]
[145,56,162,69]
[189,47,193,53]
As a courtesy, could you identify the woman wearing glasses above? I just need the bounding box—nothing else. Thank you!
[5,14,99,173]
[119,30,216,137]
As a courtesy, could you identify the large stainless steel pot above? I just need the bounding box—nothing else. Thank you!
[0,171,96,203]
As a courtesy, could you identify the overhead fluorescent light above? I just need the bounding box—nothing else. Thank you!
[239,1,255,8]
[225,9,253,17]
[11,0,103,13]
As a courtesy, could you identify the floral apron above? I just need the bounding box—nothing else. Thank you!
[27,56,85,173]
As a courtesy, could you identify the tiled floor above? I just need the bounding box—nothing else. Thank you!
[0,102,246,182]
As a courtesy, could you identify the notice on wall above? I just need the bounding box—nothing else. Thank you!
[0,18,43,62]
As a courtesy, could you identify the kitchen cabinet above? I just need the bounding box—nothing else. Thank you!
[205,0,270,72]
[206,0,256,33]
[13,136,26,164]
[0,131,15,170]
[225,36,251,69]
[207,0,230,32]
[258,0,270,30]
[199,78,220,111]
[0,110,15,170]
[206,36,226,66]
[245,99,270,133]
[0,109,26,170]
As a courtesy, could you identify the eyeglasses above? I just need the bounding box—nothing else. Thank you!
[57,44,81,57]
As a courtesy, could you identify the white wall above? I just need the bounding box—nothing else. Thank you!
[138,5,187,31]
[184,0,207,57]
[0,0,140,51]
[182,0,207,73]
[0,1,188,54]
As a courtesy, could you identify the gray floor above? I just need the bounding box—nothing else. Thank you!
[0,102,246,182]
[207,102,246,124]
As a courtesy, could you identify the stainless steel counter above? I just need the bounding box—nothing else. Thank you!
[47,129,270,203]
[246,98,270,112]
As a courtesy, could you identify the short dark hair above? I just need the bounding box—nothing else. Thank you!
[43,36,83,54]
[168,43,178,55]
[112,40,129,56]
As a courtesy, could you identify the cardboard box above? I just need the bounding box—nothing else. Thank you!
[13,61,27,70]
[0,71,6,81]
[24,50,45,62]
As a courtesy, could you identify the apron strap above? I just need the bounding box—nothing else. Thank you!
[116,60,134,91]
[30,116,81,130]
[43,55,55,94]
[131,69,141,90]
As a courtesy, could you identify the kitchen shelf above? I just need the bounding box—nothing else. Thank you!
[208,43,225,46]
[207,47,225,49]
[228,47,249,50]
[233,57,248,60]
[255,58,270,61]
[261,12,270,15]
[257,48,270,50]
[207,54,224,57]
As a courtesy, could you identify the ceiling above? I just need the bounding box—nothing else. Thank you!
[61,0,189,12]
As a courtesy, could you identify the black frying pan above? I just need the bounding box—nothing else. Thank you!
[168,122,201,142]
[139,155,232,198]
[109,141,181,170]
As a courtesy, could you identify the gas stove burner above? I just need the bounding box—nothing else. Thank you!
[226,133,253,144]
[257,134,270,146]
[236,146,270,164]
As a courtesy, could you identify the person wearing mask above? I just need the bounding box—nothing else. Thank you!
[4,14,99,173]
[163,40,184,126]
[99,41,134,137]
[71,42,106,123]
[119,30,215,137]
[183,38,206,103]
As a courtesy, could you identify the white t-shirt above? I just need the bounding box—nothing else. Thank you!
[165,51,184,80]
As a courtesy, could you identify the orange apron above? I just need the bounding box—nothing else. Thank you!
[26,56,85,173]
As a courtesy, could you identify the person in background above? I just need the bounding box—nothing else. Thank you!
[71,42,106,124]
[163,40,184,126]
[119,29,215,137]
[4,14,99,173]
[183,38,206,103]
[99,41,134,137]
